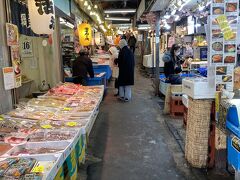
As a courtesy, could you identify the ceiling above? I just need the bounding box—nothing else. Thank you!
[93,0,141,23]
[150,0,170,12]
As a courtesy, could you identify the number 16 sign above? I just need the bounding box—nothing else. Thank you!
[21,39,33,57]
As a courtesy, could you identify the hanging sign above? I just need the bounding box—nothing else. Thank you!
[6,23,19,46]
[21,39,33,57]
[28,0,55,34]
[95,32,105,46]
[78,23,92,46]
[2,67,15,90]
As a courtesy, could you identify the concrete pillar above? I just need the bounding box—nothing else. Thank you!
[0,0,13,113]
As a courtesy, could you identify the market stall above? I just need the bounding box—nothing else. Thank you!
[0,83,104,179]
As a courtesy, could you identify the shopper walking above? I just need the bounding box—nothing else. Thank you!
[163,44,184,84]
[72,48,94,85]
[115,39,135,102]
[128,32,137,54]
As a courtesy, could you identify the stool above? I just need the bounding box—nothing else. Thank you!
[170,95,184,117]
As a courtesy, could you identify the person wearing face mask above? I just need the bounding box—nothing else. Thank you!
[163,44,184,84]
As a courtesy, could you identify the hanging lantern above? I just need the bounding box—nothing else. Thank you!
[114,36,121,45]
[78,23,92,46]
[95,32,105,46]
[28,0,55,34]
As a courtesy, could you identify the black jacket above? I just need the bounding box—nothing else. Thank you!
[128,36,137,47]
[72,55,94,79]
[163,52,183,78]
[115,46,135,86]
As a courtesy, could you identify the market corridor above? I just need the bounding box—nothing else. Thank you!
[86,62,195,180]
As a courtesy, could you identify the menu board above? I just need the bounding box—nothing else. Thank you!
[208,0,239,91]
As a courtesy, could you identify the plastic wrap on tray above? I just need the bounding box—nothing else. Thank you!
[28,98,65,108]
[9,146,64,156]
[29,130,77,142]
[3,158,36,178]
[0,119,19,133]
[0,143,13,156]
[0,158,19,176]
[4,132,29,145]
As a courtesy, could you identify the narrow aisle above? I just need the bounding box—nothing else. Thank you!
[87,64,189,180]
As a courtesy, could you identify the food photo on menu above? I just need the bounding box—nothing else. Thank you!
[222,75,233,82]
[212,42,223,51]
[216,84,226,91]
[212,54,223,63]
[224,55,235,63]
[213,7,224,15]
[224,44,236,53]
[212,29,223,39]
[226,3,237,12]
[216,66,227,75]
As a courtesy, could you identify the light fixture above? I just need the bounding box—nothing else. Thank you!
[164,24,171,30]
[177,0,182,6]
[179,0,191,11]
[94,5,97,9]
[88,5,91,10]
[84,1,88,6]
[107,14,109,18]
[171,9,176,15]
[195,23,201,27]
[104,9,136,14]
[105,17,130,21]
[174,15,180,21]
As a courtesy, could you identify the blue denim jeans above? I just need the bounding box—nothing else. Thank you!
[119,86,132,100]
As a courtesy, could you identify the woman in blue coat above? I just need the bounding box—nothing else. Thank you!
[115,39,135,102]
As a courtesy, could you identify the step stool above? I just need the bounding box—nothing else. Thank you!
[170,93,184,117]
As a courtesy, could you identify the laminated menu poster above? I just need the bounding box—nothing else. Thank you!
[2,67,15,90]
[6,23,19,46]
[208,0,239,92]
[215,65,234,91]
[209,0,238,65]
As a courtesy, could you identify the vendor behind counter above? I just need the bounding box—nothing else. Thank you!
[72,48,94,85]
[163,44,185,84]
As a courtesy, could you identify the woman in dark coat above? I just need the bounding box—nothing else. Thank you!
[115,39,135,102]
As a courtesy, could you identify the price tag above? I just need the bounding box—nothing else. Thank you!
[66,122,77,127]
[63,107,72,111]
[32,165,44,173]
[41,125,52,129]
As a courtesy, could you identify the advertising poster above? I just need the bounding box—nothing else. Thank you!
[6,23,19,46]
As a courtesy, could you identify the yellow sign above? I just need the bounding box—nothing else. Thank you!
[216,15,234,40]
[32,165,44,173]
[78,23,92,46]
[66,122,77,127]
[63,107,72,111]
[41,124,52,129]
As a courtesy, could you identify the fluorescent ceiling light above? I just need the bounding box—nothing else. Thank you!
[105,17,130,21]
[138,24,150,28]
[104,9,136,14]
[60,22,74,29]
[179,0,191,11]
[138,27,150,30]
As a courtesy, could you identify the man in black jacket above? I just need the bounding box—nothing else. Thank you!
[128,33,137,54]
[72,48,94,85]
